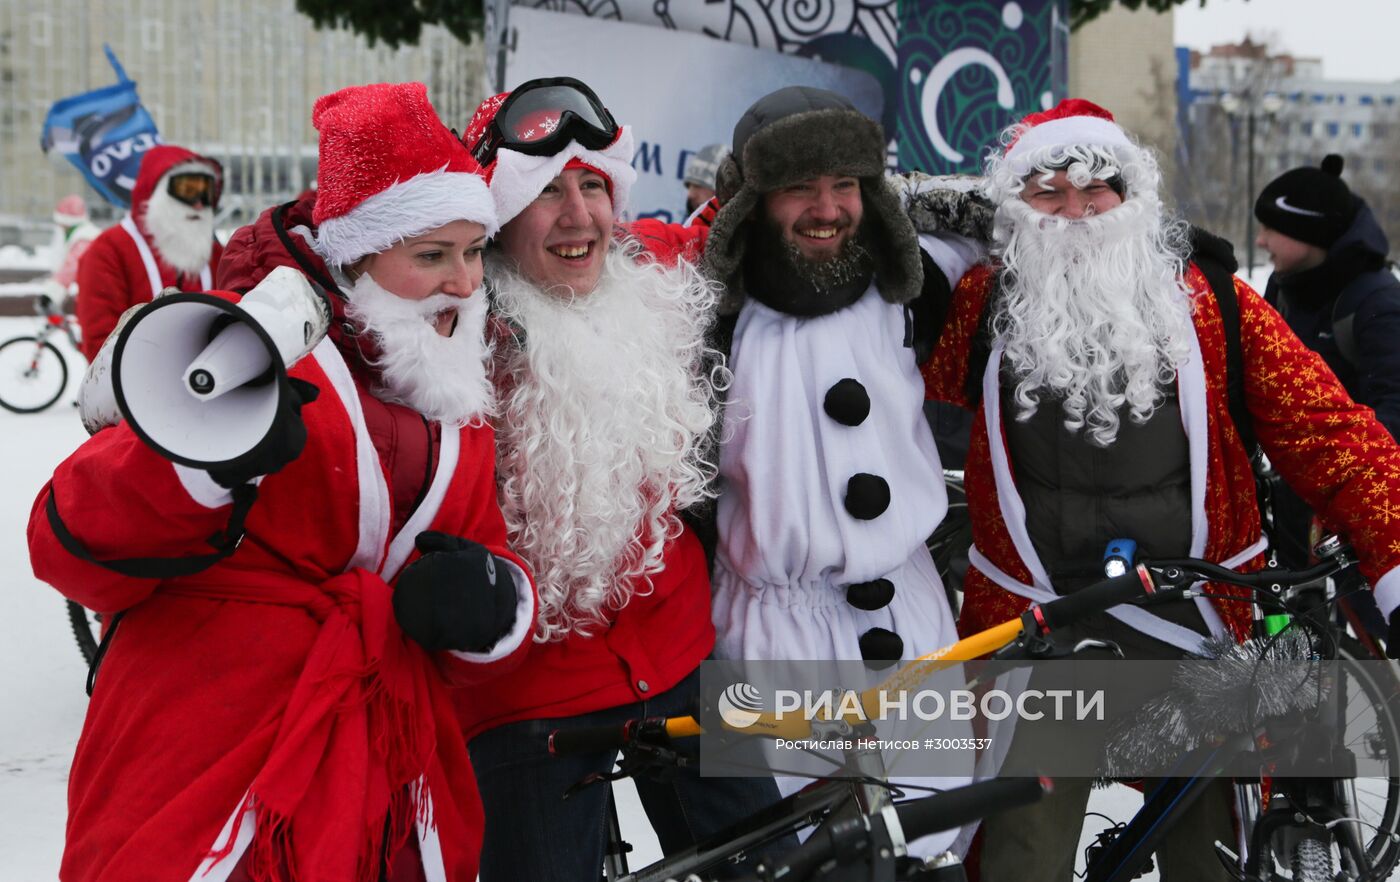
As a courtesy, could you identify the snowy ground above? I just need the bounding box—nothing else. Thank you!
[0,316,91,881]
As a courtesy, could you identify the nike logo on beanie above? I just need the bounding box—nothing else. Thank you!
[1275,196,1327,218]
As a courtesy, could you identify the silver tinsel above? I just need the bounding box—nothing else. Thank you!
[1100,630,1325,778]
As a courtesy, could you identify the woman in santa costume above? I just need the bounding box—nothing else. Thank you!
[28,82,535,882]
[921,99,1400,880]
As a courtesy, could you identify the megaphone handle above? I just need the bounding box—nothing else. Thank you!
[43,483,258,580]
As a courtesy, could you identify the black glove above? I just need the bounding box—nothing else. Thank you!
[1387,608,1400,660]
[393,531,518,653]
[207,377,320,488]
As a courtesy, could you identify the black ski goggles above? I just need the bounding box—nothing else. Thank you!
[470,77,620,166]
[167,172,220,209]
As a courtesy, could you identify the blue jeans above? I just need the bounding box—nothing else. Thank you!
[469,668,791,881]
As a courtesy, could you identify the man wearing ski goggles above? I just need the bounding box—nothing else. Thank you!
[458,77,788,882]
[166,171,220,209]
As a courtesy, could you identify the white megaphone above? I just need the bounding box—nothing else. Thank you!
[93,266,331,468]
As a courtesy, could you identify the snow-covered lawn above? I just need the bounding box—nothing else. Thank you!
[0,316,90,881]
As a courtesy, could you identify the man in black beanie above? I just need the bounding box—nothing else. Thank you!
[1254,155,1400,631]
[1255,154,1400,438]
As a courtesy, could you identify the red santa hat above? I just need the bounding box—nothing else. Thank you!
[312,82,497,268]
[54,194,89,227]
[1002,98,1136,177]
[462,90,637,228]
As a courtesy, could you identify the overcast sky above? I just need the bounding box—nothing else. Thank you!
[1174,0,1400,83]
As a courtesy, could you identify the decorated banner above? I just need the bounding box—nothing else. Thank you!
[40,45,162,209]
[897,2,1070,172]
[487,0,1067,219]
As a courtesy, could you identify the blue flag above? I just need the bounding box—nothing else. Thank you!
[40,45,161,209]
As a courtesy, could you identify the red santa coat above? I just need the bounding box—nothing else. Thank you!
[76,145,224,361]
[925,262,1400,647]
[29,332,535,882]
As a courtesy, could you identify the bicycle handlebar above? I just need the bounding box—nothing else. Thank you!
[894,775,1051,841]
[1021,549,1353,639]
[728,777,1052,882]
[548,715,701,757]
[548,551,1357,755]
[1029,564,1160,635]
[1151,555,1348,590]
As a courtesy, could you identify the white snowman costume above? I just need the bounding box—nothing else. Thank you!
[711,235,982,858]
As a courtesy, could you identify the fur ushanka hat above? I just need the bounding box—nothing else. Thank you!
[700,86,923,316]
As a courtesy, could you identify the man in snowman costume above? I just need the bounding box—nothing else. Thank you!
[700,86,985,856]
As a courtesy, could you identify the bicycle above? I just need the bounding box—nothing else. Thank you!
[548,542,1400,881]
[0,292,81,413]
[1070,544,1400,882]
[0,295,107,668]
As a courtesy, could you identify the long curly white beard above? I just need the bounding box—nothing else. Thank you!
[342,272,494,426]
[490,244,723,643]
[142,168,216,275]
[992,195,1196,447]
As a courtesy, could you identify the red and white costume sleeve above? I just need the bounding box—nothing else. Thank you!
[925,263,1400,649]
[28,333,534,882]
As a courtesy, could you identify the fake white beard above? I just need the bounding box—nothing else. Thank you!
[142,177,215,276]
[991,194,1195,447]
[489,243,724,643]
[342,272,494,426]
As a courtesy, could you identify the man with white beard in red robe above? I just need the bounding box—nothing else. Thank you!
[457,77,788,881]
[924,99,1400,881]
[76,144,224,360]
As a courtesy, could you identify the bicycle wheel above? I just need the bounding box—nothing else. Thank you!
[1336,640,1400,877]
[67,600,100,667]
[0,335,68,413]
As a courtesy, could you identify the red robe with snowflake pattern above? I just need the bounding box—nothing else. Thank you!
[925,262,1400,643]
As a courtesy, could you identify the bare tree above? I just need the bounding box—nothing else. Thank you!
[1174,39,1284,268]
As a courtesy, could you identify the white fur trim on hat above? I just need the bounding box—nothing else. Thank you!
[1005,116,1133,176]
[315,169,498,268]
[490,128,637,227]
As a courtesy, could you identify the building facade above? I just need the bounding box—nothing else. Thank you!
[0,0,484,225]
[1180,39,1400,260]
[1068,3,1180,161]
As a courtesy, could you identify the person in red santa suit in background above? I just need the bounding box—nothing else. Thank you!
[29,81,535,882]
[75,144,224,361]
[454,77,790,881]
[920,99,1400,880]
[45,194,102,304]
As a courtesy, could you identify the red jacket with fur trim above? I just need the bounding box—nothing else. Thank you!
[31,294,533,881]
[925,262,1400,645]
[76,146,223,361]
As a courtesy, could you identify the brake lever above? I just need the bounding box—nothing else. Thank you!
[991,634,1123,661]
[1071,638,1124,659]
[561,740,693,801]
